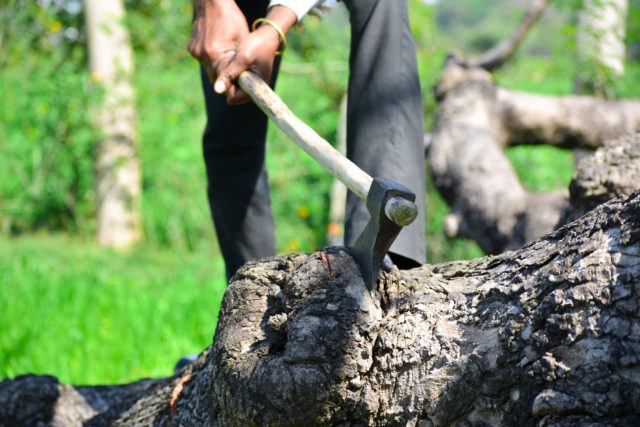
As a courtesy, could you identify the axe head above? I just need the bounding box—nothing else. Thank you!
[351,177,417,290]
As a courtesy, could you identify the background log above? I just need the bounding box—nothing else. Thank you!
[428,60,640,254]
[2,189,640,426]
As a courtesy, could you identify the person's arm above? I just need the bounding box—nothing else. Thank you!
[212,5,298,104]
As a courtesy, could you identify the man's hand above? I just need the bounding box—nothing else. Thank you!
[188,0,249,95]
[212,24,283,104]
[189,4,298,105]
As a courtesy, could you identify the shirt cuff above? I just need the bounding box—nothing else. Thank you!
[268,0,324,22]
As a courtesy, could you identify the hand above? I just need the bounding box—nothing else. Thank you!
[187,0,249,93]
[212,25,282,104]
[213,5,298,104]
[192,5,298,105]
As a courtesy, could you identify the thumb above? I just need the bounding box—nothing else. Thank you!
[213,77,228,94]
[213,54,248,95]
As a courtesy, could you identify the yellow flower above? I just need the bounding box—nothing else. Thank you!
[287,238,301,251]
[297,205,310,219]
[51,21,63,33]
[90,71,103,82]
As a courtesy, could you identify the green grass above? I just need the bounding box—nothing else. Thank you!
[0,233,226,385]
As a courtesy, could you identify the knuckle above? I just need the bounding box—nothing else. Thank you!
[203,46,217,60]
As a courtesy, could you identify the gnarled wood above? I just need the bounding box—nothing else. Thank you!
[2,190,640,426]
[559,131,640,226]
[429,60,640,254]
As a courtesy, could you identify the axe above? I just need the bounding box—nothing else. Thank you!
[237,71,418,290]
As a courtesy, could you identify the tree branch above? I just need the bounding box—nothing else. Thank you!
[462,0,549,71]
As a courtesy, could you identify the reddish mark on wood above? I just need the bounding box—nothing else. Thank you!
[170,373,191,419]
[316,250,336,281]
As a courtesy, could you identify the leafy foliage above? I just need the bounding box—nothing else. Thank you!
[0,2,95,234]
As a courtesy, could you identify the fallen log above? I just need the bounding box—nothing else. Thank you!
[429,59,640,254]
[559,132,640,226]
[2,189,640,426]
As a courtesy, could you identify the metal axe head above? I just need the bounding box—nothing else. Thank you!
[351,177,418,290]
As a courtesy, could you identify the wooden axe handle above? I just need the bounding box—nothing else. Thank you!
[238,71,372,201]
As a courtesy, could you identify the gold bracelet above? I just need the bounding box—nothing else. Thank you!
[252,18,287,55]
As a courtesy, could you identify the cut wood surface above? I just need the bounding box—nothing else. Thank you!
[2,190,640,426]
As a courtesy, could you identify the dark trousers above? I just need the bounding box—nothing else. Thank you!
[202,0,426,281]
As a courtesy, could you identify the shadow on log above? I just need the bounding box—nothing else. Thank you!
[2,189,640,425]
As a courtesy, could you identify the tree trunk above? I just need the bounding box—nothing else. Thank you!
[2,188,640,425]
[84,0,142,247]
[576,0,628,95]
[428,59,640,254]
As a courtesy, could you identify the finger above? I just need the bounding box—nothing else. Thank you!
[203,64,216,86]
[214,75,229,94]
[226,87,250,105]
[215,51,251,95]
[210,51,235,93]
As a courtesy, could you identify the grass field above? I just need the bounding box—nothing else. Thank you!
[0,234,226,384]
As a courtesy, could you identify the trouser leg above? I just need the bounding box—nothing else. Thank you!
[343,0,427,266]
[201,0,279,281]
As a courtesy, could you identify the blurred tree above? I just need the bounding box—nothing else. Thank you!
[84,0,142,247]
[628,0,640,58]
[576,0,629,95]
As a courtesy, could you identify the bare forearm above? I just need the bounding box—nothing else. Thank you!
[193,0,236,16]
[263,6,297,35]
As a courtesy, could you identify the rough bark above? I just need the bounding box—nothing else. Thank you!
[428,60,640,254]
[559,131,640,226]
[84,0,143,247]
[2,190,640,426]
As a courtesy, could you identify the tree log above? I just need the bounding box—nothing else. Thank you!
[2,190,640,425]
[497,89,640,150]
[429,60,640,254]
[559,131,640,226]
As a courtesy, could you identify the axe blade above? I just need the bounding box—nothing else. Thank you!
[351,177,417,290]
